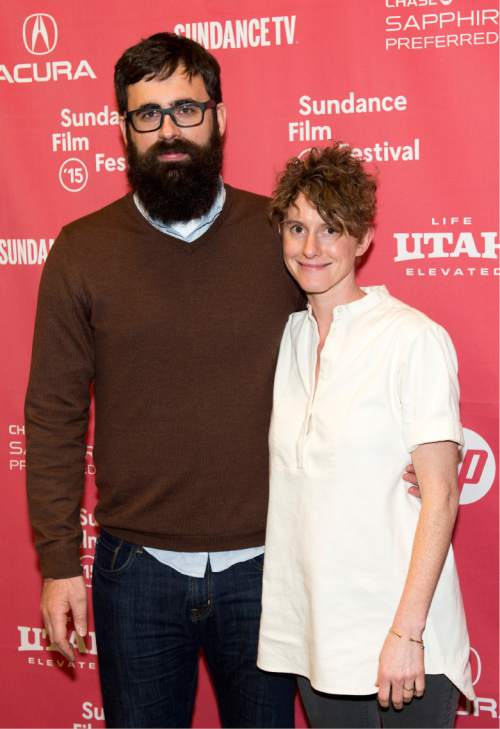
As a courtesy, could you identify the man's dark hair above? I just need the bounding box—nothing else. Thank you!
[114,32,222,114]
[270,143,377,243]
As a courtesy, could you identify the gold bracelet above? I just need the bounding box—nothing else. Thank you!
[389,627,425,648]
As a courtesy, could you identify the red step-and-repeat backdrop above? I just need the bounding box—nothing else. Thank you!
[1,1,498,726]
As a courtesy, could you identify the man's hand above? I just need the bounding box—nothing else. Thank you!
[403,463,421,499]
[41,576,87,661]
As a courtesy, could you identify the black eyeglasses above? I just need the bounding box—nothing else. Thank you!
[124,100,217,133]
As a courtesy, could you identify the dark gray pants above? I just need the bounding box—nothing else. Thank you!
[298,674,460,728]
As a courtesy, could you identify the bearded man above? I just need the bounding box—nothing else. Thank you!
[25,33,301,729]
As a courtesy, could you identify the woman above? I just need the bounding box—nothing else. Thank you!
[257,144,474,728]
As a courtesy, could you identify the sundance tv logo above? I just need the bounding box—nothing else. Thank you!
[459,428,496,505]
[23,13,58,55]
[174,15,296,49]
[0,14,96,84]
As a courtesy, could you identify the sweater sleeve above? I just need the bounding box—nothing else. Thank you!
[25,230,94,578]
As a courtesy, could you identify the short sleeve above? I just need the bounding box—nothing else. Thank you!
[400,322,463,453]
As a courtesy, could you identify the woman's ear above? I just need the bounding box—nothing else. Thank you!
[356,228,374,258]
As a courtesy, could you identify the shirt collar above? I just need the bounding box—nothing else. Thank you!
[306,285,390,322]
[133,178,226,242]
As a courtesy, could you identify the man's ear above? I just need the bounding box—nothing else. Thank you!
[216,103,227,136]
[356,227,374,258]
[119,117,128,146]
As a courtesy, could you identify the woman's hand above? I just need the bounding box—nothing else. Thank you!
[376,442,459,710]
[376,629,425,710]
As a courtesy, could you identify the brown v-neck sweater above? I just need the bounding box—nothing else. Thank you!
[25,185,303,578]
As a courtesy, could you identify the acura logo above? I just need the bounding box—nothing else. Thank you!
[22,14,58,55]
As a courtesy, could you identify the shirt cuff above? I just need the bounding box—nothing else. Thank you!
[403,418,464,453]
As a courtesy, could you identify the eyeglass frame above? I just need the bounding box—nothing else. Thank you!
[123,99,217,133]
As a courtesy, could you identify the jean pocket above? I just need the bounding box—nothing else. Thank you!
[94,530,141,574]
[246,553,265,573]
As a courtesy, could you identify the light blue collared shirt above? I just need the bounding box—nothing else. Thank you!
[133,179,226,243]
[134,180,265,577]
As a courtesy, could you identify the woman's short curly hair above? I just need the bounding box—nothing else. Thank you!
[270,143,377,242]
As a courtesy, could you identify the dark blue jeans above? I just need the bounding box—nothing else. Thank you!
[92,529,296,728]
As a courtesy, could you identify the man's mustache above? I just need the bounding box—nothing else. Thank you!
[144,139,199,162]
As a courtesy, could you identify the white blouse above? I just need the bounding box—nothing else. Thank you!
[257,286,474,699]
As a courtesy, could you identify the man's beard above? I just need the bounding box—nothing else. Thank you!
[126,123,224,224]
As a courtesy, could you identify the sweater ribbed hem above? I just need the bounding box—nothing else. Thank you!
[102,526,267,552]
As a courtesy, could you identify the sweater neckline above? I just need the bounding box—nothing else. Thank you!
[124,184,234,253]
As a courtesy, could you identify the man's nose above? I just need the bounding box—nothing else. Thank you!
[158,111,180,140]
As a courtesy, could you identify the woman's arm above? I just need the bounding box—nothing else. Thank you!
[376,441,460,710]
